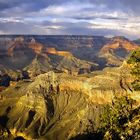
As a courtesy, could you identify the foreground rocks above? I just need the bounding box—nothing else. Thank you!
[0,66,139,140]
[0,73,104,140]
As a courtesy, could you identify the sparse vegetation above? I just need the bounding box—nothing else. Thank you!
[98,94,140,140]
[127,49,140,90]
[71,95,140,140]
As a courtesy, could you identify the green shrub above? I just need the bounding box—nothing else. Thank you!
[127,49,140,91]
[100,96,136,140]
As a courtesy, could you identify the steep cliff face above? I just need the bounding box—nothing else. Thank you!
[0,35,139,71]
[99,37,139,66]
[101,37,138,53]
[46,47,73,57]
[37,35,109,50]
[0,37,98,75]
[55,56,97,75]
[29,42,43,55]
[0,38,35,70]
[24,55,52,77]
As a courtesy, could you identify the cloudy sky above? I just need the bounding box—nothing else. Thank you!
[0,0,140,39]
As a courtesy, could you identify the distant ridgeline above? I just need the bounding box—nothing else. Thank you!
[0,35,139,89]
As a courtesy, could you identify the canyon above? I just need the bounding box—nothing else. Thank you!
[0,35,140,140]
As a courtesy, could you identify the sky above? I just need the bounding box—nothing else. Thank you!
[0,0,140,39]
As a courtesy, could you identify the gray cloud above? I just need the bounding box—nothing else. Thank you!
[87,0,140,12]
[0,0,140,39]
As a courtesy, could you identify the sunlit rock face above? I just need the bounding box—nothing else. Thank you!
[0,63,136,140]
[99,36,139,67]
[46,47,73,57]
[0,36,99,76]
[0,35,138,73]
[0,35,139,140]
[0,72,105,140]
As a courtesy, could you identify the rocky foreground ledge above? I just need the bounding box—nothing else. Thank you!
[0,68,140,140]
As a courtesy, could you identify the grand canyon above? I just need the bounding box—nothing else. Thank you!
[1,0,140,140]
[0,35,140,140]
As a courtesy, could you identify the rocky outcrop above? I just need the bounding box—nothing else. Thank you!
[0,35,138,73]
[46,48,73,57]
[0,63,139,140]
[101,36,138,52]
[99,36,139,66]
[29,40,44,54]
[0,36,98,75]
[0,72,104,140]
